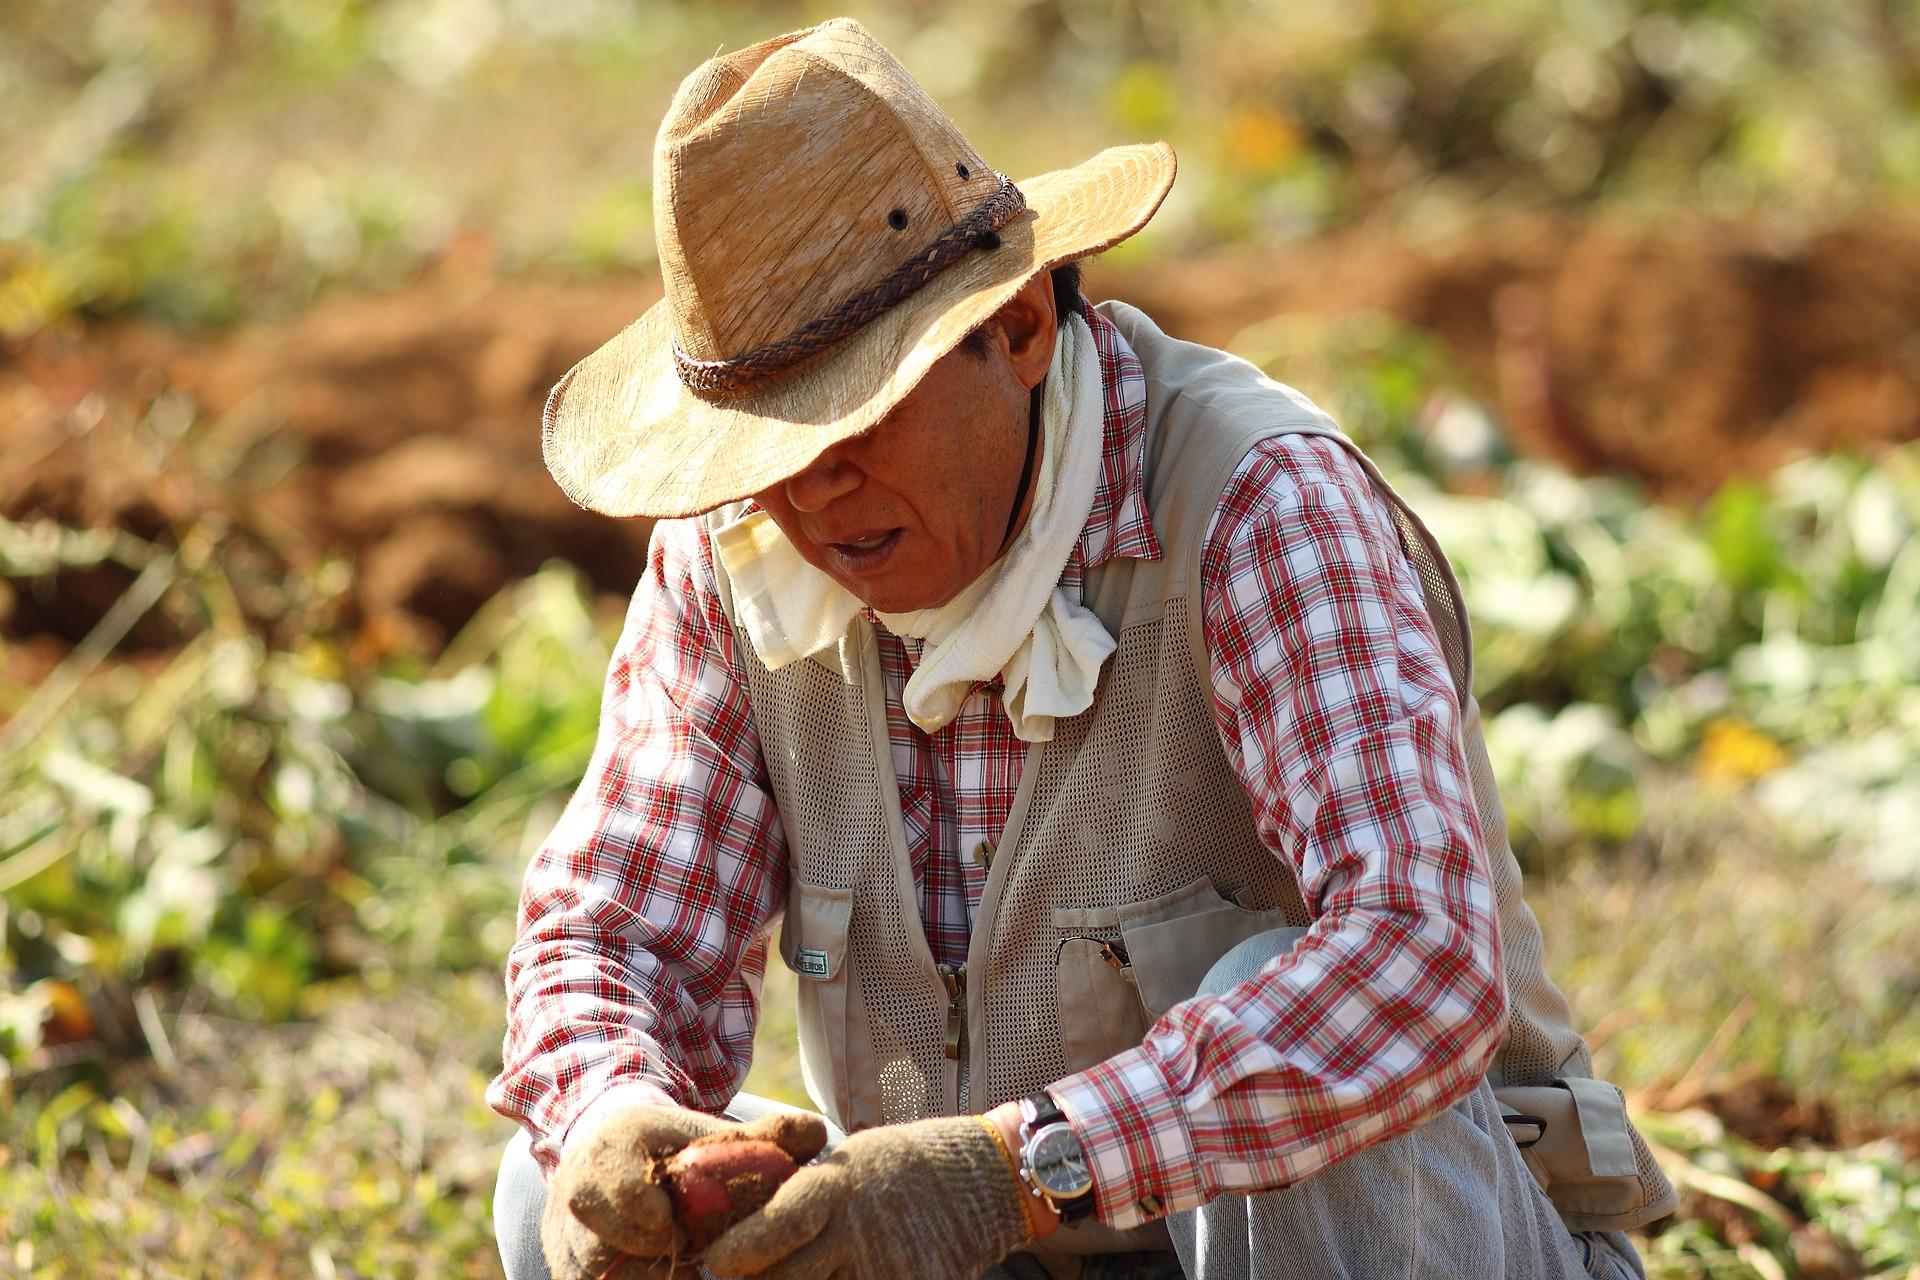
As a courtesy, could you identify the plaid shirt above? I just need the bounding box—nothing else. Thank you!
[487,308,1506,1229]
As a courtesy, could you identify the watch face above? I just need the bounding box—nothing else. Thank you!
[1027,1124,1093,1198]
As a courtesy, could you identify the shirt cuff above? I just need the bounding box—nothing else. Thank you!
[1049,1045,1203,1229]
[561,1079,682,1159]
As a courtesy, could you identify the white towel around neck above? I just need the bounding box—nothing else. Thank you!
[712,313,1115,742]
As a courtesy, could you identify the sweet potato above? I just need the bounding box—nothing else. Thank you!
[661,1134,800,1251]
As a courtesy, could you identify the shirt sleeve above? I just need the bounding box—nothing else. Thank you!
[1047,433,1507,1227]
[484,516,790,1174]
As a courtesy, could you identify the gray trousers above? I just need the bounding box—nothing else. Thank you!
[1160,1075,1644,1280]
[495,1084,1642,1280]
[1157,928,1645,1280]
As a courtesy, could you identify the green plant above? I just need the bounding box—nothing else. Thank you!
[1,542,613,1058]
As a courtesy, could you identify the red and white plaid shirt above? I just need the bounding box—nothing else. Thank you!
[488,308,1506,1229]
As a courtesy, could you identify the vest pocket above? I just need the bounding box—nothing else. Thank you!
[1494,1078,1681,1232]
[780,879,851,980]
[1050,878,1308,1076]
[779,880,861,1129]
[1116,876,1307,1017]
[1051,905,1151,1076]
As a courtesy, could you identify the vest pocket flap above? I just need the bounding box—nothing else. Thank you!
[1494,1078,1677,1231]
[780,881,853,981]
[1116,877,1305,1016]
[1562,1076,1638,1178]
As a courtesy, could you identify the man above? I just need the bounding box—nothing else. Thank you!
[487,19,1674,1280]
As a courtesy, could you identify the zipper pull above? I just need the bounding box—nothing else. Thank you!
[1099,939,1131,973]
[938,963,967,1060]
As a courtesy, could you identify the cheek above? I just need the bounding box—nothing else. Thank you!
[752,497,831,570]
[752,490,795,531]
[879,390,1021,550]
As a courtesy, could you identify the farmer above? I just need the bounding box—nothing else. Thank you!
[488,19,1673,1280]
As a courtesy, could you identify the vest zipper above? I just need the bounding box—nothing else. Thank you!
[938,961,968,1110]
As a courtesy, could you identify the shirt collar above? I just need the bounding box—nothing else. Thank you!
[1073,303,1161,574]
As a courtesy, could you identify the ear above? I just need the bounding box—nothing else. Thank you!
[992,271,1061,393]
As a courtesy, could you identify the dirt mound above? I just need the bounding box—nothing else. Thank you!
[1109,209,1920,495]
[1699,1070,1844,1151]
[6,209,1918,658]
[4,276,660,656]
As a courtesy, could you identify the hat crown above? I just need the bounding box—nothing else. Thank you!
[654,20,1001,364]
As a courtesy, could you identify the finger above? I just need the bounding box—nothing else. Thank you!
[546,1204,626,1280]
[702,1167,841,1276]
[569,1175,684,1258]
[588,1109,713,1164]
[734,1109,830,1164]
[570,1111,701,1257]
[622,1106,732,1157]
[540,1178,599,1280]
[752,1228,848,1280]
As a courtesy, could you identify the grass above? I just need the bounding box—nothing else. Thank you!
[6,827,1916,1278]
[6,0,1916,339]
[0,973,512,1279]
[1526,804,1920,1278]
[0,961,804,1278]
[1535,805,1920,1131]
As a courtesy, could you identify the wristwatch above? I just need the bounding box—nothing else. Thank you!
[1017,1092,1097,1223]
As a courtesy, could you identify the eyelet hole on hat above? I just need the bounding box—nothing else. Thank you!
[887,209,910,231]
[955,162,970,179]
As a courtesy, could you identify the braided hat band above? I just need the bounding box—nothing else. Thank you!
[672,177,1028,400]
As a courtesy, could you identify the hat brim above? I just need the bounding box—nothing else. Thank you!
[542,141,1176,519]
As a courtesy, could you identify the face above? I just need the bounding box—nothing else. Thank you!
[751,276,1059,614]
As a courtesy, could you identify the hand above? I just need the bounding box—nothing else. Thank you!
[703,1115,1032,1280]
[542,1104,829,1280]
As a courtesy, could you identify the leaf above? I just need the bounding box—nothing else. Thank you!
[41,751,154,819]
[1704,479,1789,596]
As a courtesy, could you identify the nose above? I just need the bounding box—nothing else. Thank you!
[783,444,862,513]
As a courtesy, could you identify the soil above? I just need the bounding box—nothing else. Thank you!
[1698,1069,1843,1151]
[4,276,659,659]
[5,208,1918,661]
[1111,209,1920,488]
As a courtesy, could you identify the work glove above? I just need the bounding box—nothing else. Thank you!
[703,1115,1033,1280]
[542,1104,830,1280]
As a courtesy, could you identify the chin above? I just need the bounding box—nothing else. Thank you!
[849,572,961,616]
[855,586,942,615]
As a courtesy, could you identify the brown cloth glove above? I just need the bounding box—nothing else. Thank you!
[703,1115,1033,1280]
[542,1104,829,1280]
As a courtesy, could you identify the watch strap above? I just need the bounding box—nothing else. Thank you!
[1025,1091,1070,1131]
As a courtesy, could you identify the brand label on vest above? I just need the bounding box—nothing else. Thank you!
[795,948,832,979]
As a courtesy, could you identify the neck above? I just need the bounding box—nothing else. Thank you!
[996,380,1045,558]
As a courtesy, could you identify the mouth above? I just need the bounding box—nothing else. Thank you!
[823,528,902,576]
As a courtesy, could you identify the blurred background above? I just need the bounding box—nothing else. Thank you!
[2,1,1918,1275]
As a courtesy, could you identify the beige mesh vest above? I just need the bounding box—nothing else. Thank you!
[706,301,1673,1236]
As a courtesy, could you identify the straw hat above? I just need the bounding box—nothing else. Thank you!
[541,17,1175,519]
